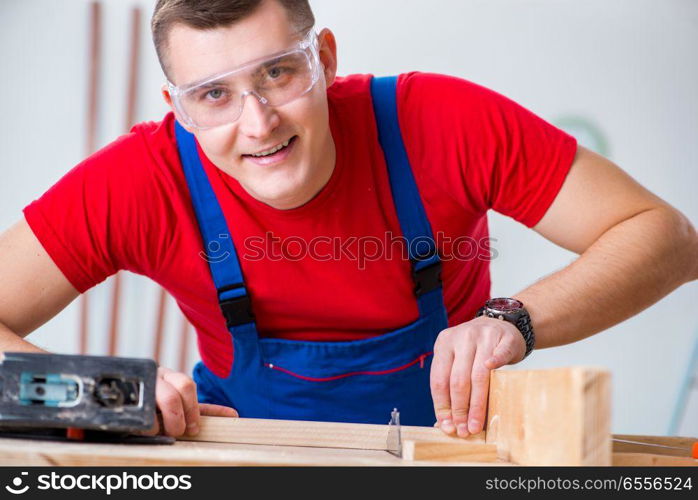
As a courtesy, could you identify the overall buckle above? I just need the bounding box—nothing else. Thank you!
[218,284,255,327]
[412,259,442,297]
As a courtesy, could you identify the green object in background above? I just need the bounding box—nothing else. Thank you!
[553,115,610,157]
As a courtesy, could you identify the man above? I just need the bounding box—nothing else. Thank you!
[0,0,696,438]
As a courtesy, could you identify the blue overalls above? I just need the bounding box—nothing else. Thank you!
[175,76,448,426]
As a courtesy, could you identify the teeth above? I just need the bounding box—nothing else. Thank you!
[251,138,291,157]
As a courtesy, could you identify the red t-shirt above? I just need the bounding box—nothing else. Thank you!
[23,72,577,377]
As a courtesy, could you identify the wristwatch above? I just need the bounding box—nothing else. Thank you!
[476,298,535,359]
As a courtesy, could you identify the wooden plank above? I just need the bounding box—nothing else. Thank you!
[402,440,498,462]
[0,437,512,467]
[181,415,486,450]
[0,416,491,466]
[0,437,399,466]
[613,434,698,457]
[486,367,611,466]
[613,452,698,467]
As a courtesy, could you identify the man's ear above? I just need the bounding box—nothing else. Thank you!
[316,28,337,88]
[162,84,174,109]
[162,84,195,133]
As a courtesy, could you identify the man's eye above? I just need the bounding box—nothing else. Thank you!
[206,88,225,100]
[266,66,286,79]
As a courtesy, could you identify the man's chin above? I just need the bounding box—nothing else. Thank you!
[236,160,320,209]
[244,180,311,209]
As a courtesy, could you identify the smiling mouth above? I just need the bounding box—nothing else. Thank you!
[243,136,298,158]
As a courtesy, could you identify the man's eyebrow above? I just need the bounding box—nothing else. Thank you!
[183,77,230,91]
[260,55,285,67]
[198,80,228,89]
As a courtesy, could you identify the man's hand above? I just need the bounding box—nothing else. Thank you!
[430,316,526,438]
[149,366,238,437]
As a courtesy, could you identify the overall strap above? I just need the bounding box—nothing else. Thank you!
[370,76,442,298]
[174,121,255,328]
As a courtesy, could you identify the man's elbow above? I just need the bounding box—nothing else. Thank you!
[658,205,698,283]
[685,217,698,282]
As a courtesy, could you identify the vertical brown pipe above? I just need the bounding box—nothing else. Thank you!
[106,275,122,356]
[79,1,102,355]
[124,6,141,132]
[177,318,191,373]
[107,6,142,356]
[152,288,168,363]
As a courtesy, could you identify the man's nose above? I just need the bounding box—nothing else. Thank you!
[238,91,280,139]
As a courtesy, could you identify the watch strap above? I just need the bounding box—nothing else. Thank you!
[476,304,535,359]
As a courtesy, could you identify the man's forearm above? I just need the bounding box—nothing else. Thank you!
[0,322,47,354]
[516,206,698,349]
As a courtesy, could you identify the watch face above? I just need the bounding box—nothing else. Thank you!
[487,297,523,313]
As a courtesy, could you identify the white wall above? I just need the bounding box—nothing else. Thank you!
[1,0,696,435]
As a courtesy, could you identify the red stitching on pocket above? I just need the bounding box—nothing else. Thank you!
[265,351,433,382]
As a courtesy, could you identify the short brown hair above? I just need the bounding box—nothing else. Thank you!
[152,0,315,78]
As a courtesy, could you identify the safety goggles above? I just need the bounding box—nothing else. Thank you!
[167,30,320,130]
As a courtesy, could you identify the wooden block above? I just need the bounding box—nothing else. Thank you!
[182,416,486,451]
[402,440,498,462]
[486,367,611,466]
[613,452,698,467]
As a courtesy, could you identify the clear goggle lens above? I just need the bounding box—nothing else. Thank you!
[169,31,319,130]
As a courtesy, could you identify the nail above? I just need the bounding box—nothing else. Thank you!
[187,423,200,435]
[457,423,470,437]
[441,419,455,434]
[468,419,479,433]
